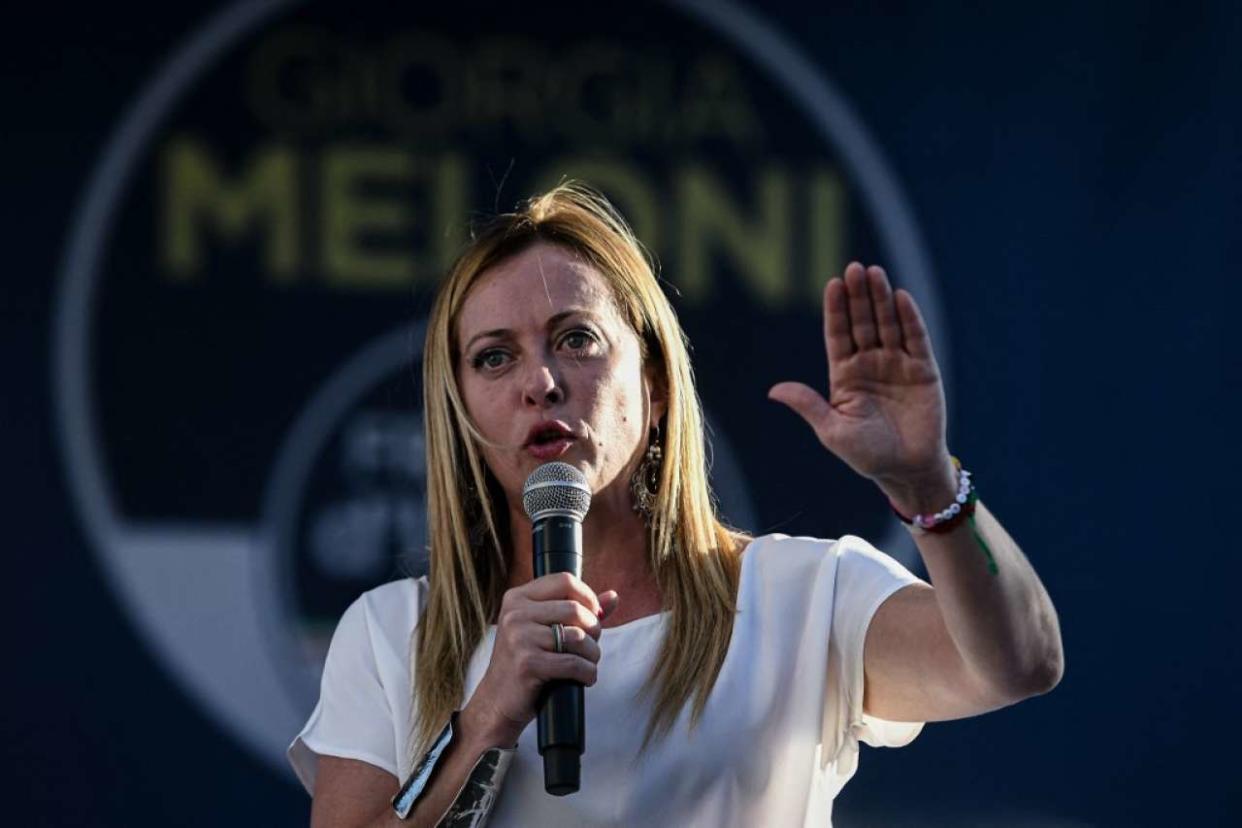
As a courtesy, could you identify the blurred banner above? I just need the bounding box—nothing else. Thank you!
[54,0,944,779]
[12,0,1240,825]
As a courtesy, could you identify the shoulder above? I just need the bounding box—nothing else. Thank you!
[738,532,846,580]
[733,533,843,618]
[355,575,426,620]
[741,532,909,574]
[736,533,919,612]
[332,576,427,655]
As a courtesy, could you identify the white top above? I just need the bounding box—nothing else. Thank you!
[289,533,926,826]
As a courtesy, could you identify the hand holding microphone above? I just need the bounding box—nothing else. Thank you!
[522,461,594,795]
[460,462,612,795]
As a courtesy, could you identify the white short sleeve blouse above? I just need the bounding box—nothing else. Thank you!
[289,533,926,826]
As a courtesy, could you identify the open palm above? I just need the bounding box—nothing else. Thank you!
[769,262,951,490]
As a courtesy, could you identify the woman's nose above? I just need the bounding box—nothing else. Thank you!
[523,362,564,408]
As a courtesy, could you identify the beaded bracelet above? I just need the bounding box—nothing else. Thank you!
[890,457,998,574]
[889,457,975,533]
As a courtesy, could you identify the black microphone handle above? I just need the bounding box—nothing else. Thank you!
[532,515,584,796]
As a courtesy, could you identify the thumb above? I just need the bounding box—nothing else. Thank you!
[768,382,832,429]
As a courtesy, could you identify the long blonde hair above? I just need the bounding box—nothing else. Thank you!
[412,182,747,761]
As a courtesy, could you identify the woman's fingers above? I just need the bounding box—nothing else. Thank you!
[518,571,602,617]
[526,599,604,640]
[895,288,933,359]
[544,623,602,663]
[485,579,616,729]
[868,266,903,350]
[598,590,620,619]
[828,263,913,356]
[536,653,599,686]
[844,262,879,350]
[824,276,855,364]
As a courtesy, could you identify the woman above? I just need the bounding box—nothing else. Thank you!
[288,183,1064,826]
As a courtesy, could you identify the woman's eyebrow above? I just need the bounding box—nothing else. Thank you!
[462,328,512,352]
[546,309,598,328]
[462,309,601,352]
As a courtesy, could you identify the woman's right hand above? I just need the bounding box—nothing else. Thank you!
[462,573,620,748]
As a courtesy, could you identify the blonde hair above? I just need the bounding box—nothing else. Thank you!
[412,182,747,760]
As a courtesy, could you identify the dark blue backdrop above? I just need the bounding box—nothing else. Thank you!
[5,2,1238,825]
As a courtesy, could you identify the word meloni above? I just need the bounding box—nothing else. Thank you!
[160,141,847,308]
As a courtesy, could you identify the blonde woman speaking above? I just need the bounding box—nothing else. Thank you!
[288,183,1063,827]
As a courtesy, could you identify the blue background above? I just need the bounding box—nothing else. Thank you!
[5,2,1238,825]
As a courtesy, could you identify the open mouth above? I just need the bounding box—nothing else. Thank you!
[524,421,576,447]
[529,428,572,446]
[524,421,577,459]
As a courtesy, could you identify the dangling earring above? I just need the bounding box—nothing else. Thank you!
[631,424,663,521]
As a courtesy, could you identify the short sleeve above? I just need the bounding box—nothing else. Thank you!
[824,535,926,771]
[287,595,399,793]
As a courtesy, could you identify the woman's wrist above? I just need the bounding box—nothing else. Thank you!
[877,455,958,518]
[458,696,522,753]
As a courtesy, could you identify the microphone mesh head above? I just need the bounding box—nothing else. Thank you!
[522,462,592,522]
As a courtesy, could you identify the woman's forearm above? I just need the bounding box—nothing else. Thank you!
[380,705,514,828]
[907,497,1064,698]
[883,462,1064,698]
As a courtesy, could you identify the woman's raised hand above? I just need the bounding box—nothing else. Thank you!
[462,573,620,748]
[768,262,956,509]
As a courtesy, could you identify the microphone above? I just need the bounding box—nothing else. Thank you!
[522,462,592,796]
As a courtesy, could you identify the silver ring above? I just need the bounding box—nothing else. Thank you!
[551,622,565,654]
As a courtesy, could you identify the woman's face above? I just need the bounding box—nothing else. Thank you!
[455,242,664,516]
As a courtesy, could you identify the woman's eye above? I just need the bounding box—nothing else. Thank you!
[473,349,509,370]
[560,330,595,351]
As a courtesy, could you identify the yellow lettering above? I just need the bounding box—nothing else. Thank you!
[162,137,298,280]
[425,152,468,282]
[381,34,462,140]
[247,28,345,132]
[681,56,759,145]
[809,166,846,303]
[533,157,662,256]
[677,166,791,306]
[466,37,544,137]
[321,146,414,287]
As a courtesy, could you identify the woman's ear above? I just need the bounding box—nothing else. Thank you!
[645,363,668,430]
